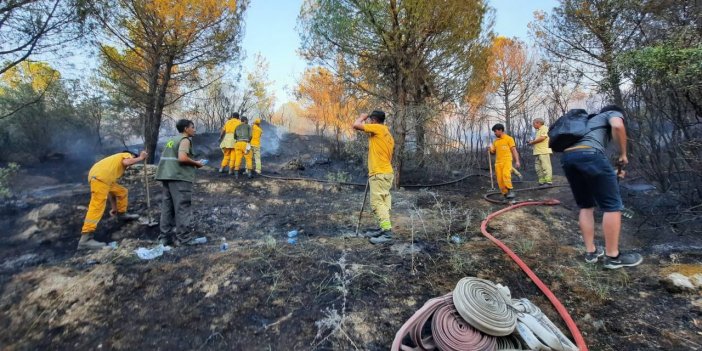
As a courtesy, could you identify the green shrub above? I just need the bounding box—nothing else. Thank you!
[0,163,20,198]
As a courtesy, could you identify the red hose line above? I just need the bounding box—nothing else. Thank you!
[480,199,589,351]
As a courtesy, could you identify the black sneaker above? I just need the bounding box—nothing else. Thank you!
[584,247,604,263]
[603,252,643,269]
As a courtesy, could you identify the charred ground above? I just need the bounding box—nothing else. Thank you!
[1,132,701,350]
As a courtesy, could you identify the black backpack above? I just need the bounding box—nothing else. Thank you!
[548,109,608,152]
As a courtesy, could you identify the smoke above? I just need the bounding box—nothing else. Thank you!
[260,120,284,157]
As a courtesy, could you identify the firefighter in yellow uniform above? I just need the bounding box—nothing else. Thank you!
[251,118,263,175]
[219,112,241,173]
[488,123,521,199]
[353,110,395,245]
[233,116,253,178]
[79,150,147,250]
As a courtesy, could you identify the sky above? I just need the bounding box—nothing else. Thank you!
[48,0,559,106]
[240,0,559,106]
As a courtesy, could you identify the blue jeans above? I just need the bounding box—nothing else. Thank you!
[561,150,623,212]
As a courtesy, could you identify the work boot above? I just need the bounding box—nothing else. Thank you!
[174,232,195,246]
[77,234,106,250]
[364,228,385,238]
[369,230,393,245]
[246,170,252,179]
[234,171,239,179]
[157,233,173,246]
[219,167,225,173]
[117,212,140,221]
[505,190,515,199]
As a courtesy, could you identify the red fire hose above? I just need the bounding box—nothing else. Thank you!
[480,199,588,351]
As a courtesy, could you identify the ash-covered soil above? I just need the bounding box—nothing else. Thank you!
[1,131,701,350]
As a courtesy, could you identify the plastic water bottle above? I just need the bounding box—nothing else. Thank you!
[287,230,298,238]
[287,237,297,245]
[191,236,207,244]
[199,159,209,166]
[220,238,228,251]
[450,235,462,244]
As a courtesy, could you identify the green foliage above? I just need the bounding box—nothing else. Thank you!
[325,171,350,183]
[619,45,702,88]
[0,163,20,198]
[0,79,97,163]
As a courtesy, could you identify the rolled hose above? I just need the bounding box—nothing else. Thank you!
[452,277,517,337]
[480,200,588,351]
[391,280,574,351]
[392,293,498,351]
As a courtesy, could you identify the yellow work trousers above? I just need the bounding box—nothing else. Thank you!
[81,179,128,233]
[535,154,553,183]
[369,173,394,230]
[495,162,513,195]
[252,146,262,174]
[220,148,236,169]
[234,141,252,171]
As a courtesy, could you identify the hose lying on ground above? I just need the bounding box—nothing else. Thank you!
[480,200,588,351]
[482,184,567,204]
[259,172,486,188]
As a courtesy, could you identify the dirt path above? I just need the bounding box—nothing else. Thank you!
[1,135,701,350]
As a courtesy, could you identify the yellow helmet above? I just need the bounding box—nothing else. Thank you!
[254,118,262,125]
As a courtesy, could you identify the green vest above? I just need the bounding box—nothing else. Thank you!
[155,135,196,182]
[234,124,252,141]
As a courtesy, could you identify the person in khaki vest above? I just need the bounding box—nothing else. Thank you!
[353,110,395,245]
[155,119,205,246]
[528,118,553,186]
[232,116,253,179]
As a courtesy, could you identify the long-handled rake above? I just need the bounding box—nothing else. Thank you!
[355,179,370,236]
[487,149,496,191]
[140,159,159,227]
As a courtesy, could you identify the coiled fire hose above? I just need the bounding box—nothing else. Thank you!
[452,278,516,337]
[433,295,497,351]
[511,299,578,351]
[393,293,497,351]
[392,277,582,351]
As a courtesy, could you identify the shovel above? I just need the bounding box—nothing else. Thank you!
[140,159,159,227]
